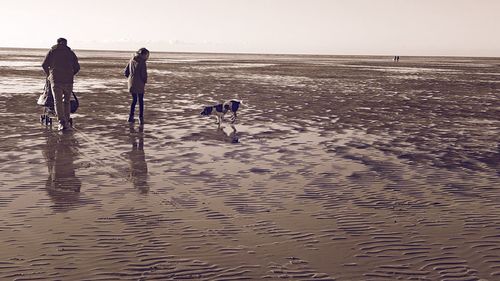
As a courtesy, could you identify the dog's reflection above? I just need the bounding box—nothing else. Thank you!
[127,125,149,193]
[43,131,81,211]
[218,124,239,143]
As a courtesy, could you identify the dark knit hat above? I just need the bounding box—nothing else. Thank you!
[137,47,149,55]
[57,38,67,45]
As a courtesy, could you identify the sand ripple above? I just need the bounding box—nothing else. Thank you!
[0,50,498,280]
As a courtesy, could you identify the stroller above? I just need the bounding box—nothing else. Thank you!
[37,79,79,126]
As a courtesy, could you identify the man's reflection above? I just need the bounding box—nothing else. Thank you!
[127,125,149,193]
[43,131,81,211]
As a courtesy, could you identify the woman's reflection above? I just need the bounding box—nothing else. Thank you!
[43,131,81,211]
[127,125,149,193]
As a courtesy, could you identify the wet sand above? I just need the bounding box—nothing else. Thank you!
[0,48,499,280]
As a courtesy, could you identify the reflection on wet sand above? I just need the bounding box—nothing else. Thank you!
[127,125,149,193]
[219,124,239,143]
[43,131,81,211]
[1,50,499,280]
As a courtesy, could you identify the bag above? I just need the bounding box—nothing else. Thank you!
[70,92,79,113]
[37,92,48,106]
[37,80,53,107]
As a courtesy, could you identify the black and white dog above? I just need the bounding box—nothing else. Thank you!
[200,100,241,125]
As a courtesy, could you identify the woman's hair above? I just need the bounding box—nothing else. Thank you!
[137,48,149,55]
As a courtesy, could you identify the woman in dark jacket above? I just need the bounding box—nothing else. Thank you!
[124,48,149,124]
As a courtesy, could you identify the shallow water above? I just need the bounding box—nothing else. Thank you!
[0,48,499,280]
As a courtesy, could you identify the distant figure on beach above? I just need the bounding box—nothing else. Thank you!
[394,56,400,62]
[42,38,80,131]
[124,48,149,125]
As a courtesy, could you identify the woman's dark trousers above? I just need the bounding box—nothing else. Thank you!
[129,93,144,123]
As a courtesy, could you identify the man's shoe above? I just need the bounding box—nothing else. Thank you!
[139,117,144,125]
[128,116,135,123]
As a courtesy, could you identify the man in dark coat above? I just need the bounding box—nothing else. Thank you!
[124,48,149,124]
[42,38,80,131]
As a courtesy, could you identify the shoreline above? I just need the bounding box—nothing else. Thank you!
[1,46,499,59]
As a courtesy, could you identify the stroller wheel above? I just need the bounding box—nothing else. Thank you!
[40,115,44,123]
[69,118,73,126]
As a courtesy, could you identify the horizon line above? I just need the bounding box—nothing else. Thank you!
[1,46,499,59]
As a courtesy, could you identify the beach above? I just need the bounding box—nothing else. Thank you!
[0,48,499,280]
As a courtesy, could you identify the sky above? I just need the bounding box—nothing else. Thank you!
[1,0,499,56]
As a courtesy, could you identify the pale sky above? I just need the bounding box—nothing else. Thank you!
[1,0,499,56]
